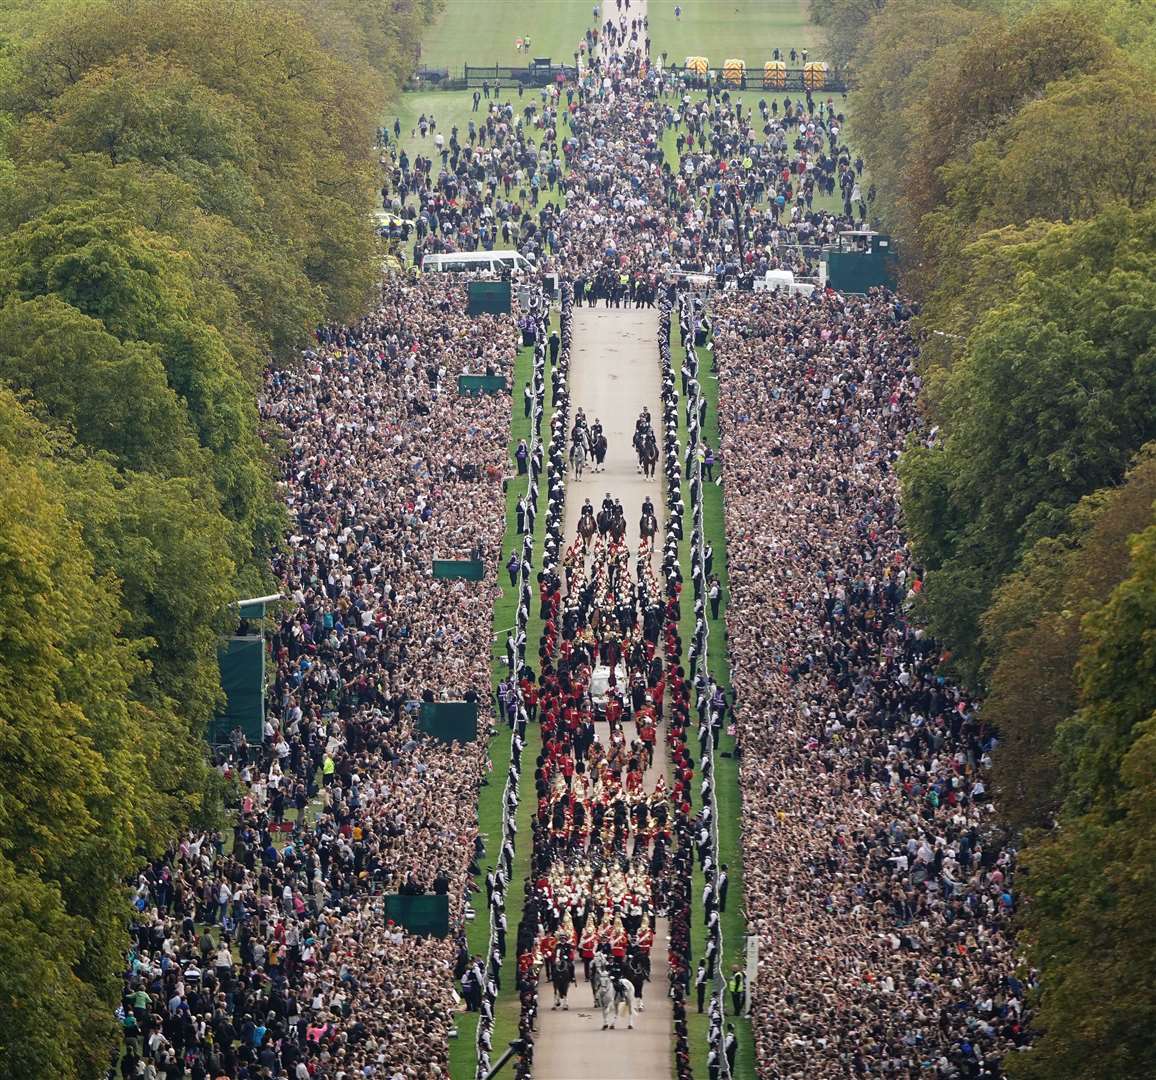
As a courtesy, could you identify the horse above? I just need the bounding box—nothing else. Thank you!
[590,950,610,1001]
[622,954,647,1011]
[594,978,616,1029]
[578,508,597,547]
[639,432,658,478]
[551,948,575,1010]
[610,975,637,1029]
[592,432,608,472]
[593,971,635,1029]
[570,438,587,480]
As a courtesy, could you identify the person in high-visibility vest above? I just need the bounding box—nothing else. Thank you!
[728,966,746,1014]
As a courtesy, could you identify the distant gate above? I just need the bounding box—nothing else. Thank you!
[464,62,577,88]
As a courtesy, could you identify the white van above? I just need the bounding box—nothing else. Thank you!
[755,268,817,297]
[422,250,534,274]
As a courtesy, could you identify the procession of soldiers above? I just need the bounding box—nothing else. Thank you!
[517,418,681,1036]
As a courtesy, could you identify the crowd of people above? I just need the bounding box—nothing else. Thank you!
[713,290,1027,1079]
[551,60,858,286]
[116,276,521,1080]
[383,15,858,286]
[381,92,566,265]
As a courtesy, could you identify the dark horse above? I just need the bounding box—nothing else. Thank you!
[592,431,608,472]
[551,946,575,1010]
[639,431,658,478]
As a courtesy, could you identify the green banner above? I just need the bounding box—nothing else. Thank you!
[458,374,507,395]
[433,558,484,581]
[419,700,479,743]
[383,894,451,938]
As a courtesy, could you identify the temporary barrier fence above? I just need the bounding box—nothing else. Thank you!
[463,63,578,88]
[669,63,847,93]
[405,62,847,94]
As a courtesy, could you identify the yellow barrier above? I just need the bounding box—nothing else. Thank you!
[722,58,745,87]
[803,61,827,91]
[685,55,708,77]
[763,60,786,89]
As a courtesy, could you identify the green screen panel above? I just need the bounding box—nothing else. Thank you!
[419,701,479,743]
[458,374,507,395]
[209,635,264,743]
[826,249,899,294]
[433,558,484,581]
[467,280,512,315]
[383,894,450,938]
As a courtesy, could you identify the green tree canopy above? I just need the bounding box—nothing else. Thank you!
[982,447,1156,828]
[0,295,205,478]
[4,0,383,326]
[0,3,436,1076]
[901,206,1156,684]
[0,201,279,560]
[0,390,152,1078]
[1010,524,1156,1080]
[849,0,987,238]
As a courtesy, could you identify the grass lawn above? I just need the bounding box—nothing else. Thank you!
[650,0,820,69]
[450,318,557,1080]
[670,325,756,1079]
[387,89,567,209]
[418,0,597,72]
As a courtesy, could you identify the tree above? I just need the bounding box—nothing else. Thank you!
[849,0,987,235]
[0,3,441,1075]
[981,448,1156,828]
[850,4,1116,267]
[56,455,238,733]
[0,201,280,561]
[1003,0,1156,70]
[900,205,1156,685]
[4,0,385,325]
[914,64,1156,292]
[0,202,178,342]
[0,154,323,360]
[0,390,152,1079]
[983,70,1156,225]
[1010,525,1156,1080]
[808,0,888,69]
[0,855,103,1080]
[0,295,206,479]
[904,8,1112,246]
